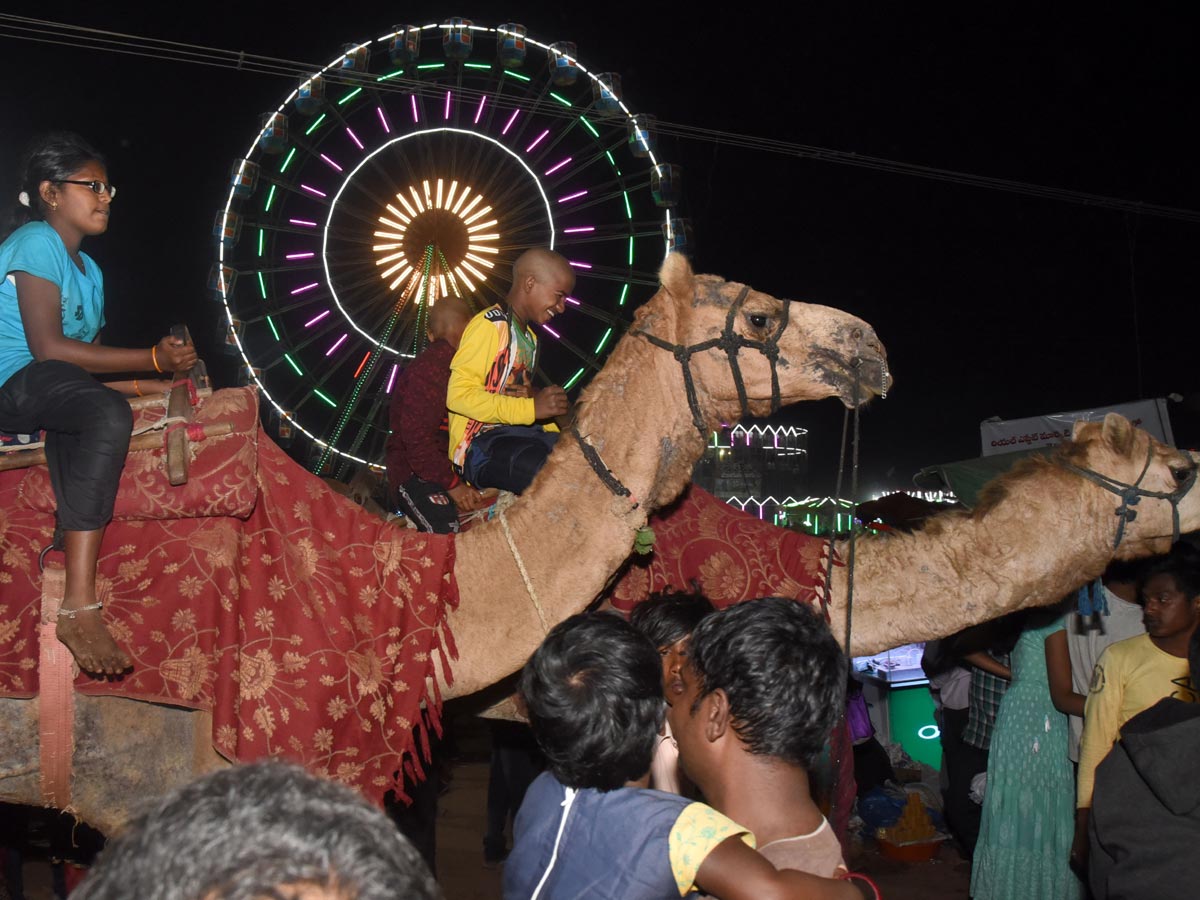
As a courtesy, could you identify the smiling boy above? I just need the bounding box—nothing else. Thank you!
[447,248,573,494]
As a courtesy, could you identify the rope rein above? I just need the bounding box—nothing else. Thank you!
[569,425,635,504]
[498,507,550,634]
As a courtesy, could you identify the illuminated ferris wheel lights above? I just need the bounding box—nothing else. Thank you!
[444,91,452,120]
[290,218,318,228]
[563,226,595,234]
[393,193,418,218]
[459,194,483,218]
[435,178,444,208]
[321,153,344,172]
[305,310,331,328]
[461,261,487,282]
[409,186,426,213]
[346,127,364,150]
[565,296,581,306]
[568,261,592,269]
[502,109,520,134]
[301,184,327,198]
[544,157,572,176]
[292,282,320,295]
[525,130,549,153]
[542,325,561,339]
[439,274,449,295]
[376,107,391,133]
[327,334,348,356]
[558,190,587,203]
[286,252,315,260]
[423,179,434,206]
[469,244,499,255]
[445,180,459,208]
[474,96,488,124]
[353,352,371,378]
[457,270,476,292]
[386,364,399,394]
[410,96,419,123]
[469,235,500,244]
[465,210,495,228]
[465,252,495,268]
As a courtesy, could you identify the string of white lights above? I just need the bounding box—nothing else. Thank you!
[3,15,1199,224]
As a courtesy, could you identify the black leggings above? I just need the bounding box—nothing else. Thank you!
[0,360,131,531]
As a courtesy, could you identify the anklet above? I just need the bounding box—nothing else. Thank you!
[58,602,104,619]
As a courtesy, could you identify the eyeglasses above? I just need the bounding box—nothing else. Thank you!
[57,180,117,199]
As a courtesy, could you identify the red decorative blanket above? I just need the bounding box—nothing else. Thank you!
[609,483,837,613]
[0,388,457,803]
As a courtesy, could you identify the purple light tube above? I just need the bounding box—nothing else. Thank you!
[564,296,581,306]
[525,129,549,153]
[286,252,315,260]
[567,260,592,269]
[376,107,391,133]
[410,95,419,123]
[444,90,452,120]
[474,95,488,124]
[292,282,321,296]
[541,324,561,339]
[326,333,348,356]
[301,184,327,198]
[557,190,587,204]
[346,127,364,150]
[321,154,343,172]
[502,108,521,135]
[387,363,399,393]
[289,219,318,228]
[544,157,572,176]
[304,309,331,327]
[563,226,594,234]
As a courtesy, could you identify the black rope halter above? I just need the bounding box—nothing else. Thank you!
[633,286,790,440]
[1061,444,1197,549]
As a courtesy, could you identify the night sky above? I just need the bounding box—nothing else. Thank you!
[2,6,1197,496]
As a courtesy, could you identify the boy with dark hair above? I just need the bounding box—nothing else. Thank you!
[630,591,715,792]
[668,597,849,878]
[505,612,859,900]
[447,248,573,494]
[73,760,439,900]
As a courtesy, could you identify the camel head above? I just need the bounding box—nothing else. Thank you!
[631,254,890,429]
[1064,413,1200,558]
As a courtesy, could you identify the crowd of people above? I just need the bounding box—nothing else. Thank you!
[930,548,1200,900]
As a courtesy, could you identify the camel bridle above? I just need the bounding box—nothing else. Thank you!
[633,286,789,440]
[1062,444,1198,549]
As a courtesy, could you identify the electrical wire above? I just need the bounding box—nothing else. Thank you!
[3,14,1198,223]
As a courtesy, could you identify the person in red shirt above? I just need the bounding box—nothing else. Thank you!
[385,297,488,532]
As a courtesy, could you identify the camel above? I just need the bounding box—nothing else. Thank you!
[1,254,1196,835]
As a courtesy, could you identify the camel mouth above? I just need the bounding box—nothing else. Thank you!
[813,350,891,407]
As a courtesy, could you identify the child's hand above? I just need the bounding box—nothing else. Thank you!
[448,483,489,512]
[156,336,199,372]
[503,384,534,399]
[533,385,569,419]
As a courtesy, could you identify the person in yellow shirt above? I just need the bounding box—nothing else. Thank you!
[1073,544,1200,867]
[446,248,573,493]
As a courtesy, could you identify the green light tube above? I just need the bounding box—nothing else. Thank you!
[563,367,586,390]
[264,184,276,212]
[376,69,405,82]
[606,151,621,175]
[503,69,531,82]
[305,113,327,135]
[623,191,632,219]
[579,116,599,138]
[314,389,338,408]
[465,62,491,70]
[618,283,629,306]
[284,353,303,375]
[337,87,363,105]
[280,147,296,173]
[594,327,612,354]
[417,62,446,70]
[266,315,280,341]
[257,271,267,299]
[257,228,264,257]
[628,235,634,265]
[549,92,572,107]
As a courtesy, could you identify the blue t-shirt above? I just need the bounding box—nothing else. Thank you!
[0,221,105,388]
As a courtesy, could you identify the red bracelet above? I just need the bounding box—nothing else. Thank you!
[838,872,881,900]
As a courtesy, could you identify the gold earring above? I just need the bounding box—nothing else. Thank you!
[50,202,58,210]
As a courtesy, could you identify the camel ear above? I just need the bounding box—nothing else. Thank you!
[658,252,694,304]
[1100,413,1138,457]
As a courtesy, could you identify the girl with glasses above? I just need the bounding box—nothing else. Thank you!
[0,131,197,676]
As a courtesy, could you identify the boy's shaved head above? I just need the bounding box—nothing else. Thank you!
[512,247,572,284]
[428,296,471,345]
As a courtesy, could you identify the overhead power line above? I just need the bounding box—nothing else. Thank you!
[2,14,1198,224]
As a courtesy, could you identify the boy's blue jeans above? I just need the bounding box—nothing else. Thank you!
[463,425,558,494]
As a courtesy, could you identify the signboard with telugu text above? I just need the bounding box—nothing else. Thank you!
[980,398,1174,457]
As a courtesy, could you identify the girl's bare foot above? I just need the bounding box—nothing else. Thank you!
[56,606,132,676]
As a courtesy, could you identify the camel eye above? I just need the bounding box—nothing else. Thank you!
[1171,465,1194,484]
[747,313,769,329]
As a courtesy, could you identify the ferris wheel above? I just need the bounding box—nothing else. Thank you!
[212,20,688,475]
